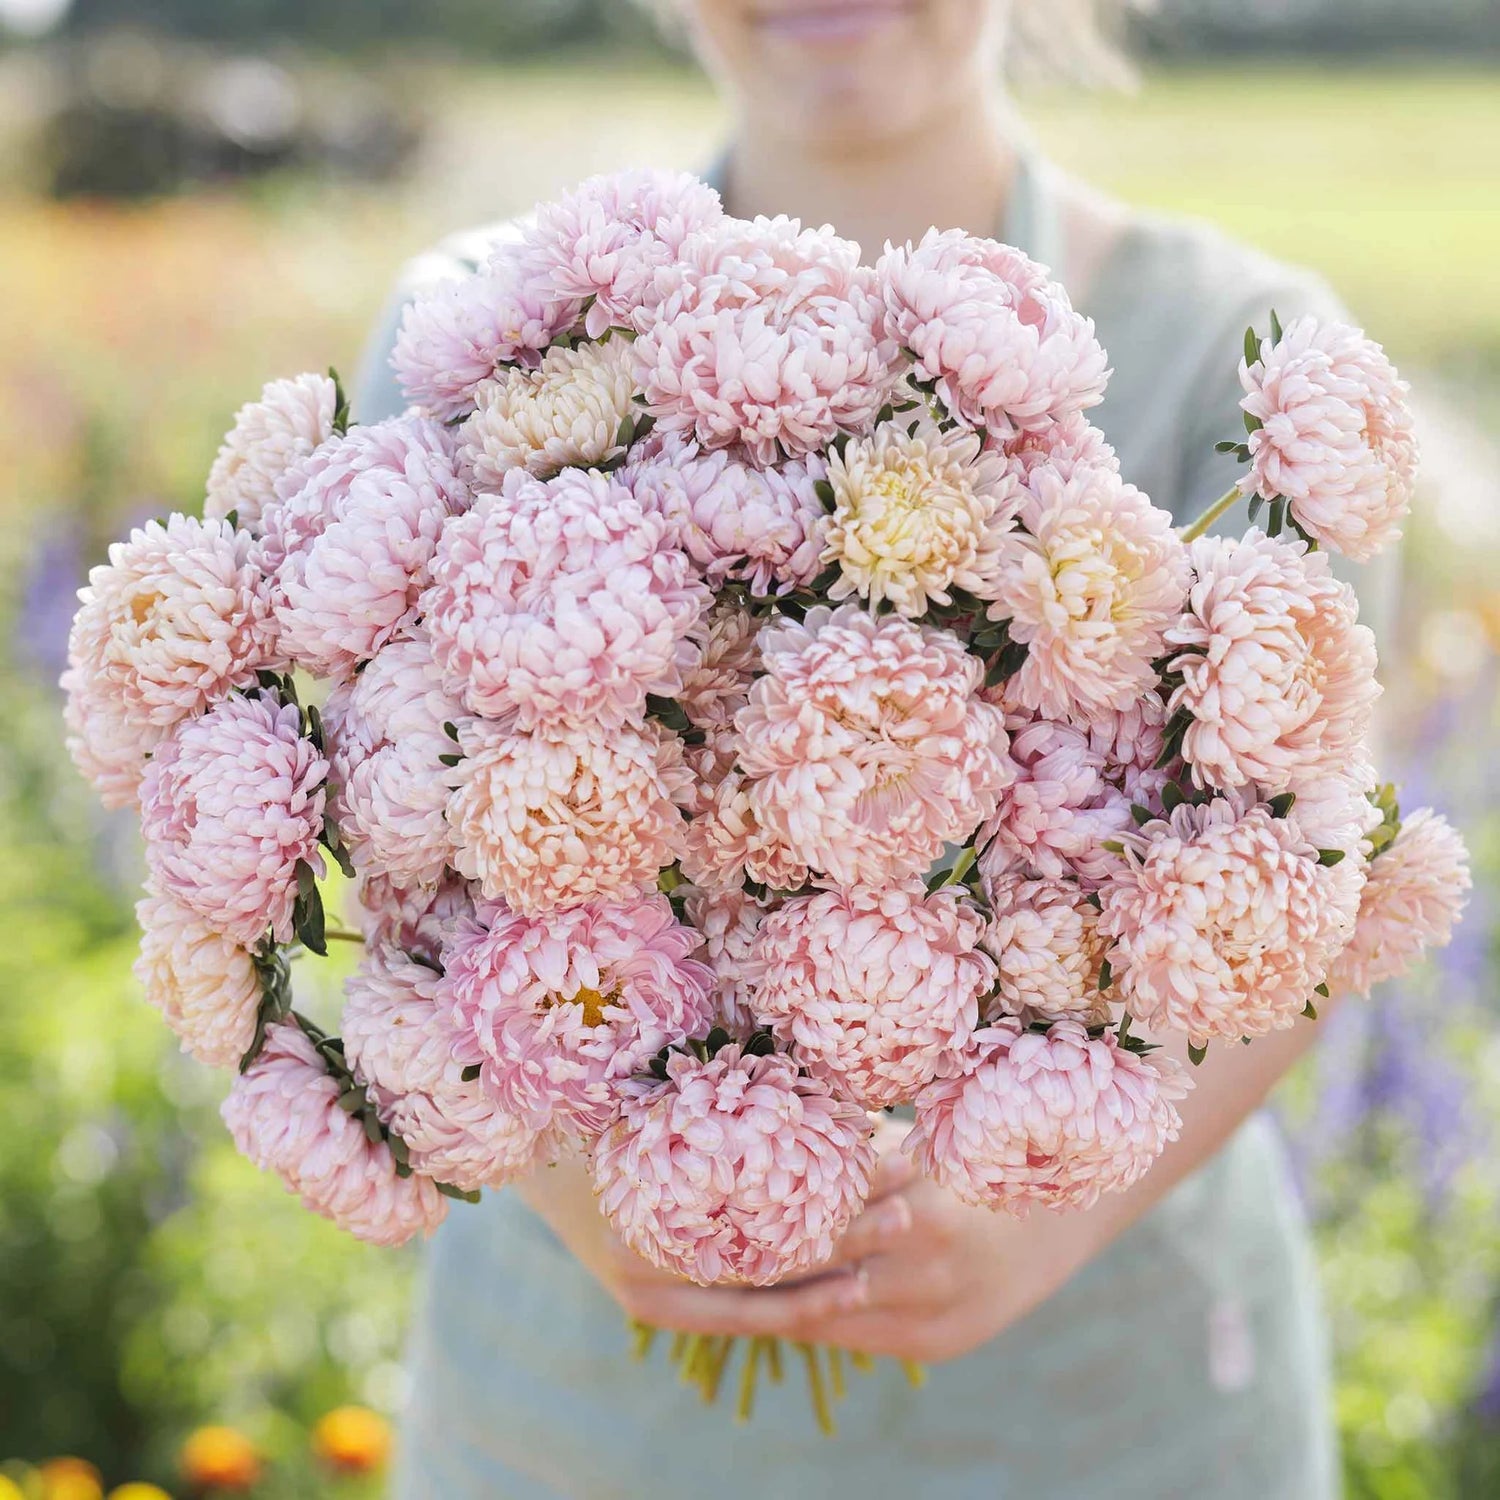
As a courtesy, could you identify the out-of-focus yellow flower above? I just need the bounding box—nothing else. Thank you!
[108,1487,174,1500]
[177,1427,260,1492]
[0,1474,27,1500]
[38,1458,103,1500]
[311,1406,392,1474]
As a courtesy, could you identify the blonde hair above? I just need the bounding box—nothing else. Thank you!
[638,0,1153,90]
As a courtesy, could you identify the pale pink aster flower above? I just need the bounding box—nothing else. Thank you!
[981,872,1112,1027]
[261,416,469,679]
[633,215,897,464]
[990,413,1118,487]
[751,882,993,1109]
[984,462,1189,723]
[457,336,637,485]
[439,894,715,1137]
[1331,808,1471,997]
[323,631,469,889]
[1098,794,1363,1045]
[424,468,708,730]
[1241,317,1418,562]
[62,514,276,807]
[391,247,582,422]
[624,432,827,593]
[593,1044,876,1285]
[1284,773,1383,860]
[678,600,760,731]
[679,768,812,894]
[521,168,725,337]
[1167,531,1380,795]
[342,946,545,1191]
[906,1018,1187,1215]
[977,710,1134,889]
[678,728,742,819]
[134,884,262,1068]
[821,414,1023,616]
[222,1020,447,1246]
[680,883,775,1034]
[140,693,327,947]
[352,870,475,964]
[447,718,687,915]
[876,229,1108,437]
[204,372,338,535]
[736,605,1014,886]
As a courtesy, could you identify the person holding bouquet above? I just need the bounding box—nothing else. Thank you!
[342,3,1399,1495]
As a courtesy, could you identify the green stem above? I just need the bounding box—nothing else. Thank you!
[1177,483,1244,542]
[323,927,366,945]
[799,1342,835,1436]
[901,1359,928,1389]
[936,845,978,890]
[736,1338,764,1424]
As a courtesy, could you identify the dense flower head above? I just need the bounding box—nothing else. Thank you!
[624,433,827,593]
[391,246,582,422]
[750,882,993,1108]
[679,768,812,894]
[1098,793,1363,1045]
[1241,316,1418,562]
[678,599,760,732]
[62,514,276,808]
[984,461,1189,722]
[342,945,545,1190]
[632,214,896,464]
[1166,531,1380,795]
[457,336,637,485]
[680,884,774,1033]
[906,1018,1187,1214]
[424,467,708,730]
[446,717,687,915]
[977,708,1134,889]
[521,167,725,337]
[134,885,262,1068]
[736,605,1014,885]
[260,416,470,679]
[593,1043,875,1285]
[875,228,1108,437]
[821,414,1022,616]
[990,413,1117,487]
[140,693,327,946]
[222,1020,448,1245]
[324,631,469,888]
[1331,808,1471,997]
[204,372,339,535]
[353,870,474,964]
[982,872,1111,1026]
[438,894,715,1137]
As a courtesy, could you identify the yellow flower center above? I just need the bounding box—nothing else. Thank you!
[565,985,616,1028]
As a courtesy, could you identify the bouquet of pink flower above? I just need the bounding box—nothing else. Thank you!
[63,169,1470,1425]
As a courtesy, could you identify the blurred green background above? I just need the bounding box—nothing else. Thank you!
[1,2,1498,1495]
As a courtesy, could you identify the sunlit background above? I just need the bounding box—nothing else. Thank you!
[0,2,1497,1495]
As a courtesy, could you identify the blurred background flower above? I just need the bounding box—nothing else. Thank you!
[0,2,1497,1496]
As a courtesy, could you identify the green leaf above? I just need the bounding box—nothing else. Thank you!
[1317,848,1346,867]
[1162,780,1187,813]
[1243,325,1260,367]
[1101,840,1126,855]
[223,508,239,530]
[615,414,636,448]
[294,870,327,957]
[1314,982,1330,998]
[1098,958,1113,992]
[813,479,837,512]
[1267,791,1297,819]
[1269,307,1284,344]
[460,1063,482,1083]
[436,1183,483,1204]
[1187,1042,1208,1067]
[1302,999,1318,1020]
[329,367,352,433]
[1130,804,1152,827]
[443,720,461,741]
[437,752,463,768]
[1246,494,1264,523]
[1214,439,1242,454]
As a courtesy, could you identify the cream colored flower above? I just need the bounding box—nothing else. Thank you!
[458,336,636,486]
[821,415,1018,616]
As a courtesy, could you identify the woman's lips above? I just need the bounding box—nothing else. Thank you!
[751,1,917,45]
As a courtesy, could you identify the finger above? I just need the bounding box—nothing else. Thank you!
[622,1264,871,1339]
[824,1191,914,1268]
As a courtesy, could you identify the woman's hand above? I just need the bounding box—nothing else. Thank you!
[513,1120,917,1338]
[517,1119,1103,1365]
